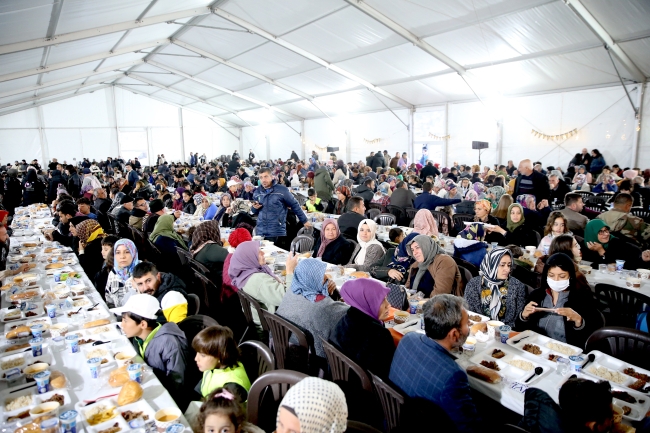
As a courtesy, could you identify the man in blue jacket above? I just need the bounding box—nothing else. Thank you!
[125,163,139,187]
[389,294,482,433]
[414,182,462,210]
[251,168,311,242]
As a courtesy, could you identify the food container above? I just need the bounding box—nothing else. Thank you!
[29,401,60,418]
[127,363,143,383]
[616,260,625,272]
[60,409,78,433]
[626,275,642,289]
[578,265,592,275]
[46,304,57,318]
[499,325,512,344]
[65,334,79,354]
[408,300,418,314]
[569,355,585,372]
[30,324,44,339]
[50,323,69,337]
[607,263,616,274]
[165,424,185,433]
[637,269,650,279]
[40,417,60,433]
[154,407,182,430]
[34,370,51,393]
[87,357,102,379]
[487,320,504,340]
[23,362,49,379]
[114,351,136,367]
[393,311,409,324]
[30,337,44,357]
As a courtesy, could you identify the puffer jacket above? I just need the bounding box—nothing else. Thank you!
[452,238,488,269]
[154,272,189,323]
[314,167,335,201]
[252,180,307,238]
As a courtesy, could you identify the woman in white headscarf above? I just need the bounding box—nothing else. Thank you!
[276,377,347,433]
[346,219,386,272]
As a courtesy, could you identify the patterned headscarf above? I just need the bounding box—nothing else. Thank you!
[474,200,492,223]
[458,223,485,241]
[479,247,512,320]
[406,235,444,291]
[290,259,330,302]
[465,190,479,201]
[76,219,105,248]
[445,179,457,191]
[228,241,279,289]
[193,193,204,206]
[113,239,140,283]
[473,182,486,199]
[516,194,536,210]
[317,219,341,258]
[413,209,438,237]
[149,214,187,250]
[378,182,390,195]
[507,203,526,232]
[190,220,223,257]
[434,178,446,191]
[278,377,347,433]
[487,186,506,208]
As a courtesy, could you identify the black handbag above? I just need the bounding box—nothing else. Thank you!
[386,282,409,311]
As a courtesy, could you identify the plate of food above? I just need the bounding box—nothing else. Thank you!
[7,286,44,303]
[0,303,45,323]
[583,350,650,395]
[0,350,54,379]
[506,330,582,362]
[468,346,551,384]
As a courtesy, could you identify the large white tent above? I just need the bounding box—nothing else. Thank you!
[0,0,648,169]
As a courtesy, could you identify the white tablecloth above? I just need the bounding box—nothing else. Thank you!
[2,208,190,432]
[586,268,650,298]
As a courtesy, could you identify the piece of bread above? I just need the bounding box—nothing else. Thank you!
[6,325,31,340]
[45,263,65,270]
[108,366,130,388]
[5,343,30,352]
[466,365,502,384]
[83,319,110,329]
[117,380,143,406]
[50,370,66,389]
[351,271,369,279]
[470,322,487,335]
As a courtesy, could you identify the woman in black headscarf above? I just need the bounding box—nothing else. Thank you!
[48,169,65,203]
[22,169,46,205]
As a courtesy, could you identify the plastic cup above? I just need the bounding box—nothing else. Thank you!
[556,357,570,376]
[569,355,585,372]
[59,410,78,433]
[607,263,616,274]
[30,324,44,339]
[616,260,625,272]
[46,304,57,318]
[52,336,65,352]
[40,418,60,433]
[30,337,44,357]
[599,264,607,274]
[165,424,186,433]
[34,370,51,394]
[53,271,62,282]
[128,363,143,383]
[87,357,102,379]
[408,300,418,314]
[65,334,79,354]
[499,325,512,343]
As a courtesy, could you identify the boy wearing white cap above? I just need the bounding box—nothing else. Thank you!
[111,294,190,407]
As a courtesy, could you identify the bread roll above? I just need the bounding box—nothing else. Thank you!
[83,319,110,329]
[6,325,31,339]
[470,322,487,335]
[118,380,143,406]
[50,370,66,389]
[351,271,369,279]
[466,365,502,384]
[108,366,130,388]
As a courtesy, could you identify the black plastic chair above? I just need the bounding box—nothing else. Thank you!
[453,213,474,229]
[290,235,314,253]
[237,290,270,344]
[452,256,479,277]
[346,421,383,433]
[386,205,407,226]
[502,425,530,433]
[370,372,404,433]
[375,213,397,226]
[457,266,473,292]
[631,208,650,222]
[176,246,192,266]
[430,210,452,235]
[247,369,308,433]
[594,283,650,328]
[366,208,381,220]
[585,327,650,370]
[186,293,201,315]
[320,337,372,392]
[239,340,275,383]
[512,265,541,289]
[404,207,418,221]
[369,202,387,214]
[263,310,312,373]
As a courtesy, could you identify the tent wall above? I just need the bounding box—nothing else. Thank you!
[0,83,646,171]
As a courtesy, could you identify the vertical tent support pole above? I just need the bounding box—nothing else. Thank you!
[178,108,185,163]
[445,103,449,167]
[111,86,121,158]
[36,106,48,166]
[301,120,306,161]
[632,83,646,167]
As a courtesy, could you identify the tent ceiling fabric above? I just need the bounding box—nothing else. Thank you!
[0,0,648,126]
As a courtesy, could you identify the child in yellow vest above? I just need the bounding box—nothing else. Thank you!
[192,325,251,398]
[304,188,325,213]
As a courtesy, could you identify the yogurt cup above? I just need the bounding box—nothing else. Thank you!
[60,410,78,433]
[29,337,44,357]
[30,324,44,339]
[569,355,585,372]
[87,357,102,379]
[616,260,625,272]
[65,334,79,354]
[499,325,512,343]
[53,271,62,282]
[165,424,186,433]
[128,363,143,383]
[34,370,51,394]
[486,320,505,340]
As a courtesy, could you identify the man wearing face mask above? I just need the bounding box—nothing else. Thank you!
[389,295,481,433]
[517,253,602,348]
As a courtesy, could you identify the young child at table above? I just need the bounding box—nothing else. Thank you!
[303,188,324,212]
[192,325,251,398]
[388,227,404,246]
[193,385,263,433]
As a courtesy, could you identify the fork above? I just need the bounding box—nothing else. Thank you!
[83,393,118,406]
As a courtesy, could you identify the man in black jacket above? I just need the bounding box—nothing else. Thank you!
[370,150,386,172]
[116,195,134,225]
[514,159,550,209]
[548,174,571,206]
[419,161,440,182]
[44,200,77,247]
[389,181,416,209]
[354,178,375,209]
[337,197,366,239]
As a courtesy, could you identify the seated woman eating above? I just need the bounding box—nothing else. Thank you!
[105,239,140,308]
[214,193,234,227]
[463,248,527,328]
[149,214,188,269]
[516,253,603,348]
[330,278,394,379]
[312,219,354,265]
[191,221,228,281]
[538,212,570,255]
[275,258,348,359]
[346,219,385,272]
[76,219,106,281]
[486,203,540,248]
[405,235,463,297]
[582,219,650,270]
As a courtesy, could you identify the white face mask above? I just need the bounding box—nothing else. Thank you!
[547,277,570,292]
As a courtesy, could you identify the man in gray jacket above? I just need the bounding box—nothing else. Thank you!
[111,294,190,408]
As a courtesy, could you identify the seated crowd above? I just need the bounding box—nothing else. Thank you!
[2,148,650,433]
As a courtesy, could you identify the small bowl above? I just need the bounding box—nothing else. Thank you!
[155,407,182,430]
[578,265,592,275]
[23,362,50,379]
[344,268,356,276]
[29,401,60,418]
[637,269,650,280]
[393,311,409,324]
[114,351,136,367]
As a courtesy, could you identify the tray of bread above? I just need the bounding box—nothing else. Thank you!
[506,330,582,363]
[1,384,72,425]
[0,303,45,323]
[467,345,552,385]
[582,350,650,395]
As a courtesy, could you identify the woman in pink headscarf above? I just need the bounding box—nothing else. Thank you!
[413,209,439,237]
[313,219,354,265]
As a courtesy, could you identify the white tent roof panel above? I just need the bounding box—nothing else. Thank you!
[194,64,262,92]
[39,62,102,85]
[227,43,319,80]
[117,76,161,94]
[0,75,37,96]
[55,0,152,34]
[271,100,323,119]
[150,44,217,76]
[237,83,302,106]
[220,0,347,36]
[311,88,402,116]
[581,0,650,40]
[417,74,477,102]
[0,1,50,46]
[208,94,260,112]
[97,53,146,70]
[378,81,447,106]
[146,0,213,16]
[117,23,186,48]
[277,68,358,96]
[183,101,230,117]
[281,6,404,63]
[620,39,650,78]
[46,33,124,65]
[168,79,224,100]
[0,49,43,76]
[147,88,209,108]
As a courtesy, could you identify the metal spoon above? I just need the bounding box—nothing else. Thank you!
[525,367,544,383]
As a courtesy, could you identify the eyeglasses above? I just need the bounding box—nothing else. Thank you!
[598,229,610,235]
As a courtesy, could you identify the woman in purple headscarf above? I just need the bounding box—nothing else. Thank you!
[330,278,394,378]
[228,241,298,333]
[172,187,185,211]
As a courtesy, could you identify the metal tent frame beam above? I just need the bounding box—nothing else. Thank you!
[0,40,168,83]
[0,85,109,117]
[564,0,646,83]
[145,60,304,120]
[0,74,122,110]
[0,7,211,56]
[212,8,414,109]
[344,0,465,75]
